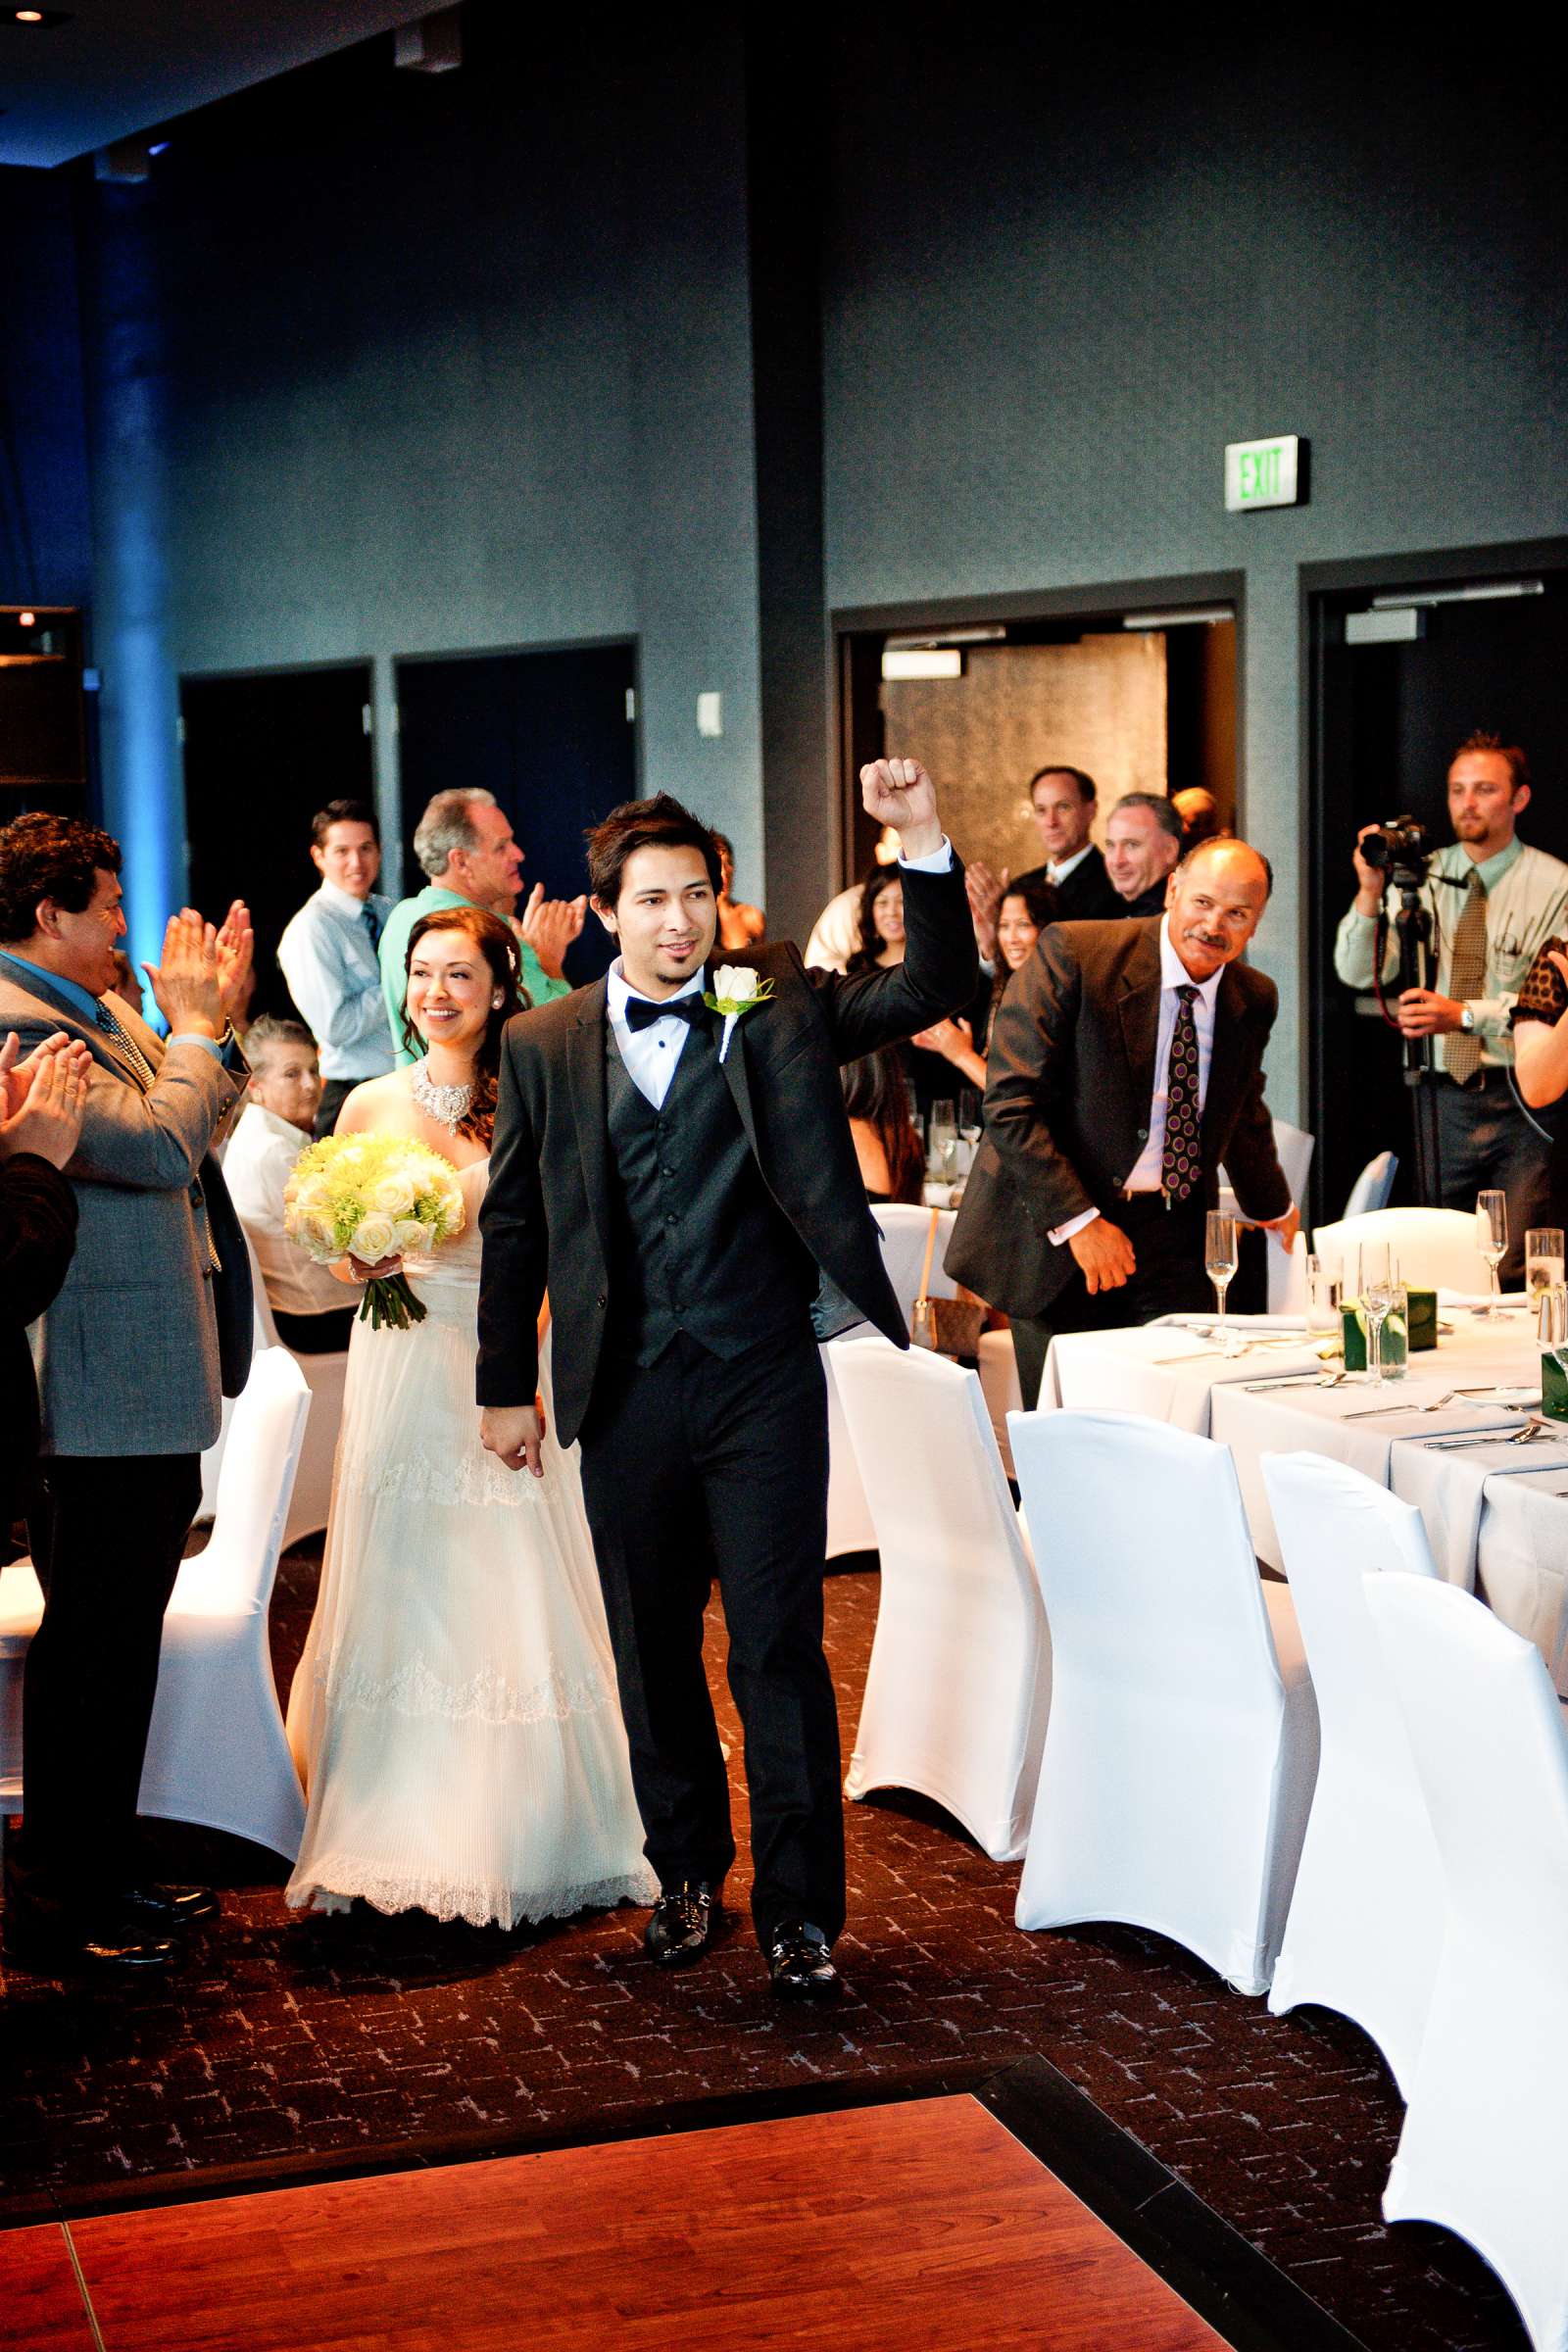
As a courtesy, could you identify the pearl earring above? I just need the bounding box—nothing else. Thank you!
[492,994,504,1008]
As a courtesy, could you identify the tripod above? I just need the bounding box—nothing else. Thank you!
[1393,882,1445,1206]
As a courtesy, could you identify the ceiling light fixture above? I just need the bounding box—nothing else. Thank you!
[18,611,35,627]
[10,8,73,23]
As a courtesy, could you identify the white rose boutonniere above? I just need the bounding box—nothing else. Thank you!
[704,963,775,1062]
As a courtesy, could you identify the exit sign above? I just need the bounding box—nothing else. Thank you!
[1225,435,1305,513]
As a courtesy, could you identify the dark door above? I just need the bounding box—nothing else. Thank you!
[395,640,638,986]
[1310,568,1568,1219]
[180,664,373,1022]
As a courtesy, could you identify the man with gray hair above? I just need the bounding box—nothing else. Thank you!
[1104,791,1185,916]
[378,789,586,1063]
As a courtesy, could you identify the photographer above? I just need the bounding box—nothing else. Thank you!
[1334,733,1568,1280]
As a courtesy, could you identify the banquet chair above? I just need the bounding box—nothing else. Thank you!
[823,1335,879,1560]
[834,1341,1049,1861]
[1261,1453,1444,2096]
[1218,1119,1310,1314]
[1009,1408,1318,1993]
[871,1201,958,1325]
[1367,1572,1568,2351]
[1311,1206,1492,1295]
[1343,1151,1397,1219]
[200,1228,349,1549]
[976,1329,1022,1475]
[1271,1118,1315,1205]
[0,1348,312,1859]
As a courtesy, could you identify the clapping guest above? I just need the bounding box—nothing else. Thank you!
[0,812,254,1977]
[277,800,396,1138]
[849,866,988,1119]
[912,875,1058,1093]
[222,1017,356,1352]
[1,1032,89,1563]
[841,1049,923,1205]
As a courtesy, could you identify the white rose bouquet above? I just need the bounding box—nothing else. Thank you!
[284,1134,466,1331]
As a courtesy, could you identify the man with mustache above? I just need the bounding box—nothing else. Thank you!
[949,838,1298,1408]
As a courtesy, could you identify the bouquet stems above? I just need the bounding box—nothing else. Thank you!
[358,1273,427,1331]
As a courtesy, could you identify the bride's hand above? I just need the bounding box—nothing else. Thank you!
[348,1250,403,1282]
[480,1396,547,1479]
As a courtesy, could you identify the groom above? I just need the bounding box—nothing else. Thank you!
[478,759,975,1998]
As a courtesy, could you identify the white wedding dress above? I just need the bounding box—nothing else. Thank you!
[285,1156,656,1928]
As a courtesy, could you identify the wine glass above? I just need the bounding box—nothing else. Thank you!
[957,1089,982,1145]
[1359,1240,1398,1387]
[927,1098,957,1181]
[1475,1191,1508,1316]
[1204,1210,1240,1354]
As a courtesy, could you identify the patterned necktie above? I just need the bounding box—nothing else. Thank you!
[1161,983,1202,1202]
[363,901,383,956]
[1442,870,1488,1084]
[96,996,156,1090]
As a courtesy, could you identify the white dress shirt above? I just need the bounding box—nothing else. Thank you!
[1048,843,1095,887]
[223,1102,348,1317]
[1051,916,1223,1243]
[277,879,396,1080]
[609,837,957,1106]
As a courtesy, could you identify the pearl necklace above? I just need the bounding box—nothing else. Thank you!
[411,1062,473,1130]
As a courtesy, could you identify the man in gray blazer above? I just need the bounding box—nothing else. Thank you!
[0,813,254,1976]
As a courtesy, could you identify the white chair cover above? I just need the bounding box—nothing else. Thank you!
[1368,1572,1568,2352]
[1009,1408,1318,1993]
[871,1202,958,1326]
[1312,1206,1492,1295]
[823,1337,878,1560]
[1261,1452,1444,2095]
[138,1346,312,1858]
[1268,1227,1307,1317]
[0,1348,310,1857]
[1343,1151,1397,1219]
[200,1231,348,1548]
[833,1341,1049,1862]
[1272,1117,1315,1204]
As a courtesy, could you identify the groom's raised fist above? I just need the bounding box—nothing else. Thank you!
[480,1397,547,1479]
[858,758,942,860]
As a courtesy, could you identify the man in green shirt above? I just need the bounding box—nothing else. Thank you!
[379,789,585,1062]
[1335,731,1568,1280]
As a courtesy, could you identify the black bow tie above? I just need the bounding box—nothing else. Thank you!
[623,991,708,1034]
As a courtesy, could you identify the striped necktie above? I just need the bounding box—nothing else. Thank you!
[96,996,156,1090]
[363,901,384,955]
[1442,871,1488,1084]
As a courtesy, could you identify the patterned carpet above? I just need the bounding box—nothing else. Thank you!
[0,1543,1526,2351]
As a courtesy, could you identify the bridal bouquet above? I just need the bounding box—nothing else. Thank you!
[284,1134,466,1331]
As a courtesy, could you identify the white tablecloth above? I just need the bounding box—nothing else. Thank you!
[1041,1307,1568,1684]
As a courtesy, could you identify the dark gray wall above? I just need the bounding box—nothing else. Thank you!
[0,164,91,607]
[80,15,763,907]
[820,24,1568,1111]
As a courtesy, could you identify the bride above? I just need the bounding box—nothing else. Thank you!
[285,904,655,1928]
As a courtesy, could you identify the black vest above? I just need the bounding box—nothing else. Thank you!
[604,1019,818,1365]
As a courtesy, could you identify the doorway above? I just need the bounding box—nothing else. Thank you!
[1307,545,1568,1219]
[394,639,638,987]
[835,578,1241,891]
[179,662,373,1022]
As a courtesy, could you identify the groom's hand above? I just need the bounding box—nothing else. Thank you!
[480,1398,546,1479]
[860,756,943,860]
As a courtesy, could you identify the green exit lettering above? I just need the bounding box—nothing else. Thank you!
[1240,447,1280,501]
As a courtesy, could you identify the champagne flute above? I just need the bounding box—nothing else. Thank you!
[1304,1252,1343,1348]
[1360,1240,1398,1387]
[1205,1210,1240,1354]
[1475,1190,1508,1316]
[957,1089,982,1145]
[927,1098,957,1182]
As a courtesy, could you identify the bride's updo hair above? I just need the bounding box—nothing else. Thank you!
[402,905,527,1144]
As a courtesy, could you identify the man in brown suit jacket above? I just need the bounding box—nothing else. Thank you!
[948,839,1298,1406]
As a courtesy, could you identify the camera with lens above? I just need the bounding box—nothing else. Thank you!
[1360,815,1435,886]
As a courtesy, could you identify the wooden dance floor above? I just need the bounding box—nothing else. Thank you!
[4,2092,1228,2350]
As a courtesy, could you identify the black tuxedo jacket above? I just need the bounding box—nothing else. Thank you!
[1,1153,76,1554]
[1013,846,1120,922]
[478,857,978,1446]
[947,916,1291,1317]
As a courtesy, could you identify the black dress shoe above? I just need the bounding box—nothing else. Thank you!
[766,1920,842,2002]
[644,1881,720,1968]
[119,1883,220,1930]
[2,1916,182,1977]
